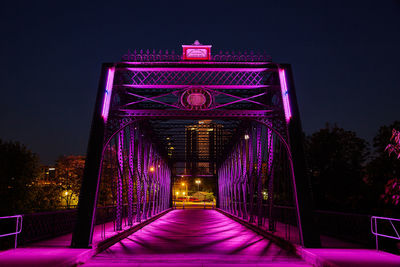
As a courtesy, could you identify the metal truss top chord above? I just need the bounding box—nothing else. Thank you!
[117,109,276,118]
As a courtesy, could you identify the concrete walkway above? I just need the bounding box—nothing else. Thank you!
[1,208,400,266]
[0,211,168,267]
[83,209,310,266]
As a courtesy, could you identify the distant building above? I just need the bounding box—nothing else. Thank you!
[37,165,57,185]
[185,120,229,176]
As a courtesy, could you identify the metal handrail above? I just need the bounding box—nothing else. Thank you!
[0,215,23,249]
[371,216,400,250]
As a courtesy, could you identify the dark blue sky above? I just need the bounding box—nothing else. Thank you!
[1,1,399,164]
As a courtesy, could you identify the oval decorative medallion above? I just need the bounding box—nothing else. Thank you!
[181,88,212,110]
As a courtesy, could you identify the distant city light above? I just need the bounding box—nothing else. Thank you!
[244,134,250,140]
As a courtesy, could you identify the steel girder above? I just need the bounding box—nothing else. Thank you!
[72,59,321,249]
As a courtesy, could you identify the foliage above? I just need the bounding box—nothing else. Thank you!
[382,178,400,206]
[366,121,400,214]
[28,184,62,211]
[55,155,85,209]
[306,124,369,211]
[0,139,40,215]
[385,129,400,159]
[380,126,400,207]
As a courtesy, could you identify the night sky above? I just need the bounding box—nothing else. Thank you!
[1,1,399,164]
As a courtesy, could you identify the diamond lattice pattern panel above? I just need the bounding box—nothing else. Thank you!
[118,70,266,86]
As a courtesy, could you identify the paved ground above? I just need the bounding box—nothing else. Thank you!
[0,219,144,267]
[1,208,400,266]
[83,209,310,266]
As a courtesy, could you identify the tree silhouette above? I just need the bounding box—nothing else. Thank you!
[381,127,400,206]
[306,124,369,211]
[0,139,40,215]
[55,155,85,209]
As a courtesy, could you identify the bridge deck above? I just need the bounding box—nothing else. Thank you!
[1,209,399,266]
[83,209,309,266]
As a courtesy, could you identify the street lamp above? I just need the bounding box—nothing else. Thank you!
[181,182,188,201]
[195,179,201,191]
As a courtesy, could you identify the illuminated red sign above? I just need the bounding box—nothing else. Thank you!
[182,40,211,61]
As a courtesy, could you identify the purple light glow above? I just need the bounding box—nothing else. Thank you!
[187,93,206,106]
[85,209,303,266]
[101,67,115,122]
[124,67,268,72]
[278,68,292,123]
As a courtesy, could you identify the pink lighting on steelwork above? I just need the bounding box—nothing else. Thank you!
[101,67,115,122]
[187,93,206,106]
[182,40,212,61]
[278,68,292,123]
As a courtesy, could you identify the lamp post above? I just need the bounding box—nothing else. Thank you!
[175,191,179,209]
[181,182,188,201]
[195,179,201,192]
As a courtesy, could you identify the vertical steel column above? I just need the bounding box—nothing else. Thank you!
[237,143,243,218]
[220,165,225,210]
[218,169,222,208]
[248,129,255,223]
[256,125,263,227]
[232,152,238,216]
[281,64,321,247]
[153,161,158,216]
[267,128,275,231]
[127,127,135,226]
[151,158,155,217]
[116,130,124,231]
[71,64,114,248]
[160,165,165,212]
[136,133,142,223]
[142,142,149,220]
[228,159,234,214]
[147,145,154,218]
[242,136,248,220]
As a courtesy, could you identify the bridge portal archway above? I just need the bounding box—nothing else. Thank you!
[71,42,321,249]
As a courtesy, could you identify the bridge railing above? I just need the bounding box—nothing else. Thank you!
[0,215,23,249]
[371,216,400,251]
[16,205,128,246]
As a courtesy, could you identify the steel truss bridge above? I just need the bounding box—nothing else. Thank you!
[71,44,321,250]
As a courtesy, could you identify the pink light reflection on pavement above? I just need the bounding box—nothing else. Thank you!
[303,248,400,267]
[0,220,137,267]
[83,209,310,266]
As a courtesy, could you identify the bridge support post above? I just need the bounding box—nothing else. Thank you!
[282,64,321,248]
[136,134,142,223]
[267,128,275,232]
[71,63,114,248]
[116,129,124,231]
[256,124,263,227]
[127,127,135,226]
